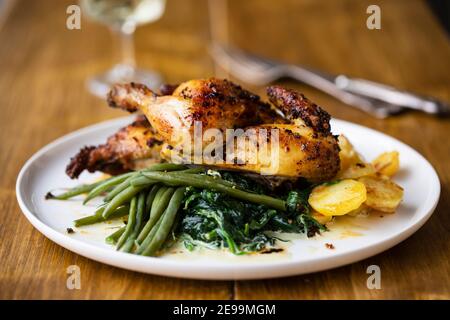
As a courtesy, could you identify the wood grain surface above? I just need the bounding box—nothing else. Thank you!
[0,0,449,299]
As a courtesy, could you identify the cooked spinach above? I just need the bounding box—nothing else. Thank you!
[178,171,326,254]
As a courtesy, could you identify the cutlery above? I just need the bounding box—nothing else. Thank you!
[210,44,450,118]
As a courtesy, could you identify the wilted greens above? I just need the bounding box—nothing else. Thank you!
[179,171,326,254]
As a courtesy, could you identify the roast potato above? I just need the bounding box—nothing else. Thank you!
[347,203,371,217]
[338,162,376,179]
[311,211,333,224]
[308,179,367,216]
[337,135,364,172]
[372,151,400,177]
[358,175,403,212]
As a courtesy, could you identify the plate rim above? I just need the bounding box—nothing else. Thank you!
[16,116,441,280]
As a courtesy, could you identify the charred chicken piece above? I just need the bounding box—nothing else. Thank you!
[267,85,331,134]
[66,115,163,179]
[106,78,340,182]
[107,79,286,143]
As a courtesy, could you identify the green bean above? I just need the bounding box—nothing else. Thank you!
[129,168,202,187]
[129,168,203,191]
[130,175,156,187]
[136,186,167,244]
[145,184,161,212]
[73,205,129,227]
[126,165,198,188]
[150,186,168,206]
[140,187,186,256]
[139,171,236,188]
[151,187,175,221]
[46,164,185,201]
[148,185,166,209]
[120,233,136,252]
[135,213,164,255]
[73,205,103,226]
[102,185,144,219]
[103,164,185,202]
[105,226,126,245]
[141,172,286,211]
[136,187,174,244]
[116,197,138,249]
[141,163,187,172]
[135,192,148,235]
[103,173,140,202]
[179,167,206,174]
[45,180,104,200]
[83,172,135,204]
[120,192,146,253]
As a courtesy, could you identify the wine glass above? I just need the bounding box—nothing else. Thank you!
[80,0,166,98]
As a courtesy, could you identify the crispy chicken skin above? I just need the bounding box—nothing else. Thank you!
[108,79,286,143]
[212,87,339,181]
[66,115,163,179]
[106,78,340,182]
[267,86,331,134]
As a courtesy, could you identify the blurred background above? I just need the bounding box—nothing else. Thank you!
[0,1,448,123]
[0,0,449,123]
[1,0,450,299]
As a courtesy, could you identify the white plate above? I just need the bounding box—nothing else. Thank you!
[16,116,440,280]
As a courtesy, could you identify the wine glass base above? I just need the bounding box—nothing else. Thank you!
[87,64,163,99]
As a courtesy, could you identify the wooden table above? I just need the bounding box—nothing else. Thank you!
[0,0,449,299]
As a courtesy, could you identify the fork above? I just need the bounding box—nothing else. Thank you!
[210,44,450,118]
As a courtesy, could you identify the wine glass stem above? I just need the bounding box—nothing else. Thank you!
[112,23,136,70]
[120,31,136,69]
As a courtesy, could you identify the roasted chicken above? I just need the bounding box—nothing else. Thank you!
[103,78,340,182]
[68,78,340,182]
[107,79,286,140]
[66,115,163,178]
